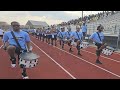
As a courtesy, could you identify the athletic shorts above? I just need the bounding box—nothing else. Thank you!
[82,32,86,36]
[47,35,52,39]
[95,43,102,49]
[0,35,3,38]
[51,35,57,40]
[74,39,79,42]
[9,45,27,55]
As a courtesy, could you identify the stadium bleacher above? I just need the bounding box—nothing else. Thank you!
[57,11,120,49]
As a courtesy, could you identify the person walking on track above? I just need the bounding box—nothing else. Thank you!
[2,21,32,79]
[89,24,107,64]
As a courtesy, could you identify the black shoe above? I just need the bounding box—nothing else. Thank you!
[22,73,29,79]
[51,43,53,45]
[96,60,102,64]
[10,58,16,68]
[78,53,82,56]
[62,46,64,49]
[69,49,73,52]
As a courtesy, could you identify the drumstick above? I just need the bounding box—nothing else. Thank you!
[26,45,33,52]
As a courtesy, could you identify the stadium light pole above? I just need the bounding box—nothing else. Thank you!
[82,11,83,21]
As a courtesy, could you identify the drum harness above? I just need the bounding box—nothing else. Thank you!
[11,31,24,52]
[96,32,102,44]
[11,31,26,60]
[60,32,64,40]
[76,31,82,49]
[76,31,82,42]
[96,32,104,55]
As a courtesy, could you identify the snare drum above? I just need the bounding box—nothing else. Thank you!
[71,41,77,46]
[63,38,68,44]
[36,33,39,36]
[19,52,40,68]
[52,35,54,38]
[80,41,89,48]
[102,46,115,56]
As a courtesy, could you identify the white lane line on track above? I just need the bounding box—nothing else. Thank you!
[89,46,120,55]
[31,35,120,78]
[0,45,3,49]
[81,49,120,63]
[31,41,76,79]
[64,44,120,63]
[53,46,120,78]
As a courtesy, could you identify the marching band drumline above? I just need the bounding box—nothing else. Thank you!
[31,26,115,57]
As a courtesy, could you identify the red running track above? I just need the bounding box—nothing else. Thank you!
[0,41,72,79]
[0,36,120,79]
[30,36,120,79]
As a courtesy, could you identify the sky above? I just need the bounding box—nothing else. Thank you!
[0,11,103,25]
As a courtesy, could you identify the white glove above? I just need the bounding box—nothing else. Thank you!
[100,41,103,44]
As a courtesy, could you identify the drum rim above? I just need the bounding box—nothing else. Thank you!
[19,58,39,61]
[82,42,89,44]
[19,52,40,60]
[105,46,115,50]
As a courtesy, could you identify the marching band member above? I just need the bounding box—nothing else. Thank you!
[42,27,47,43]
[71,25,83,55]
[46,27,51,45]
[38,28,42,41]
[2,21,32,79]
[65,26,73,52]
[0,27,4,41]
[89,25,107,64]
[57,27,66,49]
[50,27,57,46]
[81,23,87,40]
[35,28,40,39]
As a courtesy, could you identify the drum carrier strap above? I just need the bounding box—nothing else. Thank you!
[76,31,82,42]
[60,32,64,39]
[67,31,70,36]
[96,32,102,42]
[11,31,23,50]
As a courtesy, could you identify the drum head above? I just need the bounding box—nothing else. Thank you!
[82,41,89,44]
[20,52,40,60]
[106,46,115,50]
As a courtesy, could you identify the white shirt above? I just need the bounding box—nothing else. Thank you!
[34,29,36,33]
[0,29,4,35]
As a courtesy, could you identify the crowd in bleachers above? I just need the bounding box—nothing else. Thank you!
[57,11,118,27]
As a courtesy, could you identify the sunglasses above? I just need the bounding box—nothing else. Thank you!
[12,25,20,27]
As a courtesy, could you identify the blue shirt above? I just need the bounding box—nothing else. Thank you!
[72,31,83,40]
[51,31,58,35]
[89,32,104,43]
[30,29,35,33]
[46,29,51,35]
[65,31,73,38]
[81,25,87,32]
[57,31,66,39]
[3,30,31,50]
